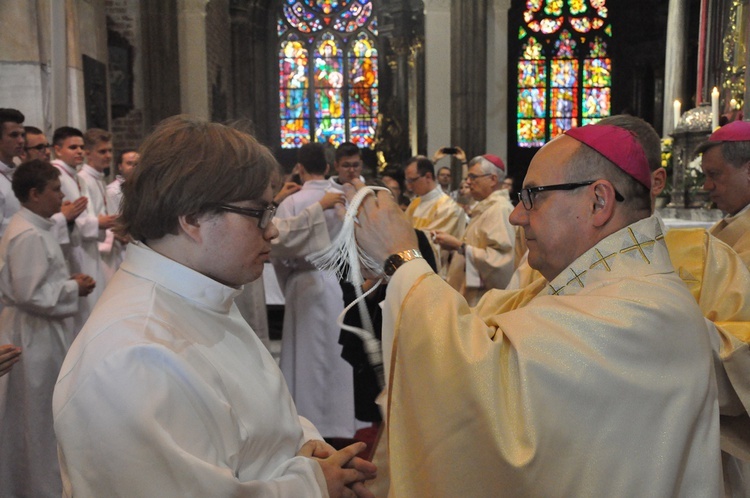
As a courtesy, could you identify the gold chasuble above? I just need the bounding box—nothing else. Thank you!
[378,216,722,497]
[404,188,465,273]
[710,207,750,269]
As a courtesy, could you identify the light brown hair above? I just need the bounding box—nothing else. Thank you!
[118,115,279,241]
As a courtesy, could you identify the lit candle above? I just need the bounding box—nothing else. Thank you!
[673,100,681,132]
[711,87,720,130]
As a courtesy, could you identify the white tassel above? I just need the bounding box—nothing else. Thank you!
[306,185,389,388]
[307,186,388,285]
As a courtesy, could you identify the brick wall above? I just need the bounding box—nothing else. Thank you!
[105,0,145,165]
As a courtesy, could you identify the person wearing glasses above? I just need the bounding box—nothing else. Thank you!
[272,142,358,441]
[53,116,376,497]
[21,125,52,162]
[403,156,466,275]
[348,124,721,496]
[432,154,515,306]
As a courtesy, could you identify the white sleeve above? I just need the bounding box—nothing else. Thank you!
[54,343,327,498]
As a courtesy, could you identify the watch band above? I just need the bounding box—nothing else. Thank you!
[383,249,423,277]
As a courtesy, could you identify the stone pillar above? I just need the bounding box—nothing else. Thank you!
[0,1,50,132]
[663,0,687,136]
[451,0,487,159]
[486,0,510,160]
[177,0,210,119]
[423,0,451,157]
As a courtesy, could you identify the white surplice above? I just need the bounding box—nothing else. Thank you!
[377,215,722,497]
[0,160,20,238]
[0,208,79,498]
[273,179,357,438]
[51,159,101,331]
[79,164,123,284]
[53,242,328,497]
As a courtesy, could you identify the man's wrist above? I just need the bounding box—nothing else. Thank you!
[383,249,423,277]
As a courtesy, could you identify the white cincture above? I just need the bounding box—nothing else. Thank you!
[307,186,389,388]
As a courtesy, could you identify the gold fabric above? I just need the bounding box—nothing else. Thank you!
[380,216,722,497]
[445,190,515,306]
[710,207,750,269]
[405,189,466,273]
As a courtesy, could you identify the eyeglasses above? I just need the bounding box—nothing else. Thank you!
[209,203,276,229]
[466,173,492,181]
[517,180,625,210]
[25,143,51,152]
[405,174,424,184]
[338,161,361,170]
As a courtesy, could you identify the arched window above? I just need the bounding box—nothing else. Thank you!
[517,0,612,148]
[278,1,379,149]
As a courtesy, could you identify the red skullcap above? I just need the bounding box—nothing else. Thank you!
[564,124,651,189]
[696,120,750,154]
[482,154,505,172]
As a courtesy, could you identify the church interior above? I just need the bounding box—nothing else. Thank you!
[1,0,747,199]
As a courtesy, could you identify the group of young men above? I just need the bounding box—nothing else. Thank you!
[0,108,138,496]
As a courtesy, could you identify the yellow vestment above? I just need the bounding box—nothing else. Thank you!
[378,217,722,497]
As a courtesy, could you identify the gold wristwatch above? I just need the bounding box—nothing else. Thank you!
[383,249,423,277]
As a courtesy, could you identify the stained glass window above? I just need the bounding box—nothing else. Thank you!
[516,0,611,148]
[278,0,378,148]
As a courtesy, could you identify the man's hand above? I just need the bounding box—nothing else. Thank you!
[0,344,22,377]
[346,180,418,264]
[319,191,346,210]
[432,231,461,251]
[299,441,377,498]
[98,214,118,230]
[72,273,96,296]
[274,181,302,205]
[61,197,88,221]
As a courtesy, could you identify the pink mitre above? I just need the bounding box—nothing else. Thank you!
[564,124,651,189]
[482,154,506,172]
[696,120,750,154]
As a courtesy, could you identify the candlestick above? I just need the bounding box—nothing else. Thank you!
[711,87,720,130]
[673,100,681,132]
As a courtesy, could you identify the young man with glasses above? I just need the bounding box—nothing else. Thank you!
[21,125,52,162]
[348,124,721,496]
[432,154,516,306]
[403,155,466,275]
[53,116,376,497]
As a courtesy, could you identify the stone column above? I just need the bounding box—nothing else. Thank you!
[451,0,487,158]
[0,1,50,132]
[177,0,210,119]
[486,0,510,160]
[423,0,451,157]
[663,0,687,136]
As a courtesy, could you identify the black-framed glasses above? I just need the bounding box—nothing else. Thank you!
[466,173,492,181]
[25,143,51,152]
[517,180,624,210]
[405,174,425,184]
[209,203,276,229]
